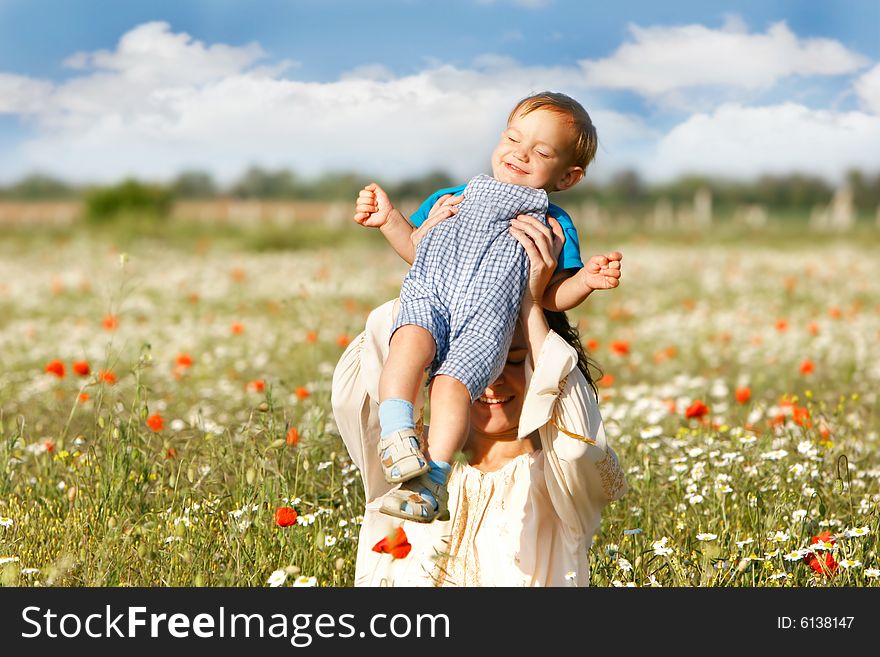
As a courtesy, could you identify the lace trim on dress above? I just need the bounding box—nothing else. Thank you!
[595,449,626,500]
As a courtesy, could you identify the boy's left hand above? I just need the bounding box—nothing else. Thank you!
[580,252,622,291]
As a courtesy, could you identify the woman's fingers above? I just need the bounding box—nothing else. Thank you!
[509,226,540,259]
[510,218,556,263]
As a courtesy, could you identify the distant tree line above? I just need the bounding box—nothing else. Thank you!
[2,167,879,213]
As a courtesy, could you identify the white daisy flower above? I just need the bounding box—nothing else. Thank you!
[0,517,13,528]
[838,559,862,569]
[864,568,880,578]
[696,533,717,541]
[267,570,287,587]
[292,576,317,587]
[652,537,674,557]
[784,549,809,561]
[768,531,790,543]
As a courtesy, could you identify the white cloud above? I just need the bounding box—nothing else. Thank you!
[646,103,880,182]
[0,73,52,114]
[581,18,868,100]
[0,21,876,186]
[855,63,880,115]
[0,23,648,183]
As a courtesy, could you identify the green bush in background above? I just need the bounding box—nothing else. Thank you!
[85,179,173,224]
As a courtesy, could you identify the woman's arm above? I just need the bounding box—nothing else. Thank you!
[510,216,626,534]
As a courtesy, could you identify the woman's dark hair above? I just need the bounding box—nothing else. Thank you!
[543,309,602,397]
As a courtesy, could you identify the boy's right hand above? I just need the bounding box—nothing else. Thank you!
[354,183,394,228]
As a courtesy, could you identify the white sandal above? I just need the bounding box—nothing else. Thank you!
[378,427,429,483]
[379,473,450,523]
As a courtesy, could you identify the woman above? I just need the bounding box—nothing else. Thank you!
[331,206,626,586]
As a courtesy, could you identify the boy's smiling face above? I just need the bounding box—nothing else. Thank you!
[491,108,584,193]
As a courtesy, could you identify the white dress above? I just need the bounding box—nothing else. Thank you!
[331,299,627,586]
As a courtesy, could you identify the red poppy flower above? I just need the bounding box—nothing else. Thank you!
[231,322,245,335]
[804,533,838,576]
[806,552,838,576]
[78,392,90,404]
[800,359,815,375]
[305,330,318,344]
[792,405,812,428]
[828,306,842,319]
[99,370,117,385]
[685,400,709,419]
[807,322,820,336]
[598,374,615,387]
[585,338,600,351]
[102,314,118,331]
[775,319,788,332]
[146,413,164,432]
[247,379,265,393]
[609,340,630,355]
[812,531,835,545]
[372,526,412,560]
[336,334,350,348]
[45,360,65,378]
[286,427,299,446]
[44,439,55,454]
[275,507,298,527]
[735,387,751,404]
[166,447,177,459]
[295,386,310,400]
[653,345,677,363]
[230,267,246,282]
[73,360,91,377]
[176,353,193,368]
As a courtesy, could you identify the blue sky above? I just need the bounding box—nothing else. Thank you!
[0,0,878,183]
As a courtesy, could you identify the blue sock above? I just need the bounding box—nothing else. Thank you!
[426,460,451,486]
[378,399,415,437]
[404,460,450,515]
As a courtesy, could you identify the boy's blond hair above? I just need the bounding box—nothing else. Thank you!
[507,92,598,171]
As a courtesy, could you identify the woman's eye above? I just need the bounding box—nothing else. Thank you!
[537,151,550,158]
[507,136,519,143]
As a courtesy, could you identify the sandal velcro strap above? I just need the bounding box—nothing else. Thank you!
[378,428,429,484]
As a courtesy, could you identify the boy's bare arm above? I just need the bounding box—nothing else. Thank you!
[380,209,417,265]
[354,183,462,266]
[541,252,623,312]
[354,183,416,264]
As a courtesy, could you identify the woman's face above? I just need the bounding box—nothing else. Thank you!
[469,323,529,439]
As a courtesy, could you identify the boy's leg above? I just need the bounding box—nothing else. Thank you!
[424,375,471,464]
[377,324,436,484]
[402,374,469,515]
[379,324,436,405]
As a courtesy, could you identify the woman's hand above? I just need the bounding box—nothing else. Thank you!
[509,214,565,309]
[411,193,462,250]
